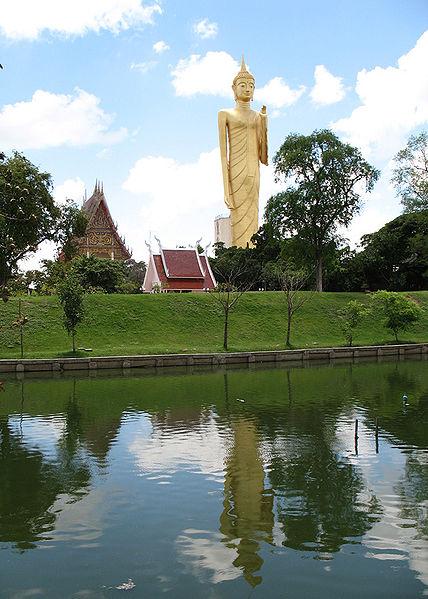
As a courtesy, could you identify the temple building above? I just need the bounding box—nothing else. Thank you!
[143,242,216,292]
[74,181,131,260]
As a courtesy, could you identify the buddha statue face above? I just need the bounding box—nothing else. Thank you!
[233,76,255,102]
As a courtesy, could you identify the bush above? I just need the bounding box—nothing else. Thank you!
[371,291,423,342]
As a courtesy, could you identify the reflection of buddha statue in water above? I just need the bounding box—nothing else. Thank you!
[218,57,268,248]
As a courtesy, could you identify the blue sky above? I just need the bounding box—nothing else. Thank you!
[0,0,427,265]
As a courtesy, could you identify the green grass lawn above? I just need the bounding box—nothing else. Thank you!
[0,291,427,359]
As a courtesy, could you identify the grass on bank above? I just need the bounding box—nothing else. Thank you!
[0,291,427,359]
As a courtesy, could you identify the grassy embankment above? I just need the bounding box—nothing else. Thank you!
[0,291,427,359]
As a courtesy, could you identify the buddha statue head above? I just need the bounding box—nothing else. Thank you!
[232,56,255,102]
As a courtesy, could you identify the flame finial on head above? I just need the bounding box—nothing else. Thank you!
[233,54,254,85]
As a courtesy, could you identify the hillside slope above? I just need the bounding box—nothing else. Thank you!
[0,291,427,359]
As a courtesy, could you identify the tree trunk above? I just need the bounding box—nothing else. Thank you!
[223,310,229,351]
[316,255,323,292]
[72,330,76,353]
[286,304,292,347]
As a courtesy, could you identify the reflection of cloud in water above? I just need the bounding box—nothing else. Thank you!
[336,414,428,589]
[176,529,240,584]
[46,487,109,545]
[128,415,229,479]
[9,415,66,457]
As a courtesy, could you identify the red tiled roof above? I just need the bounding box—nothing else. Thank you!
[162,249,204,279]
[152,251,215,290]
[153,255,168,284]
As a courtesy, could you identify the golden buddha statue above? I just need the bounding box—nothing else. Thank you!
[218,57,268,248]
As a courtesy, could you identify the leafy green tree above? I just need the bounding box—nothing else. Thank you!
[0,152,56,300]
[210,243,263,290]
[391,132,428,212]
[58,198,88,260]
[337,300,368,346]
[266,130,379,292]
[40,259,69,294]
[359,211,428,291]
[71,255,126,293]
[57,274,85,353]
[371,291,423,342]
[119,259,147,293]
[0,152,86,300]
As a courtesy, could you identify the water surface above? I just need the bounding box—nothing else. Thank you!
[0,358,427,598]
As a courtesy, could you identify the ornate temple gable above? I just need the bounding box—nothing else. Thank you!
[75,181,131,261]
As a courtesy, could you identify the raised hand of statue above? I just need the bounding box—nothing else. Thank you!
[260,105,267,117]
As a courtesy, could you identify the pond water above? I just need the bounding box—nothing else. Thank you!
[0,357,427,599]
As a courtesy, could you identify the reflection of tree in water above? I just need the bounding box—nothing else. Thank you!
[270,446,380,552]
[396,452,428,540]
[0,381,91,551]
[257,368,381,554]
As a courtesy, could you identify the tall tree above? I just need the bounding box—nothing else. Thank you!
[391,132,428,212]
[0,152,86,300]
[266,130,379,291]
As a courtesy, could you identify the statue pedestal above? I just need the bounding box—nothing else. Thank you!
[214,214,232,247]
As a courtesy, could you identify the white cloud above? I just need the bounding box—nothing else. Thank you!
[0,88,127,151]
[255,77,305,109]
[54,177,86,206]
[0,0,162,40]
[171,51,304,109]
[153,39,169,54]
[333,30,428,158]
[193,18,218,40]
[172,51,238,97]
[122,147,280,257]
[130,60,157,74]
[310,65,345,106]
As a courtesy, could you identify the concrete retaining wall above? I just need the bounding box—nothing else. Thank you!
[0,343,427,373]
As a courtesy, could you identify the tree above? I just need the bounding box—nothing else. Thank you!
[391,132,428,212]
[359,211,428,291]
[58,198,88,260]
[337,300,368,347]
[119,259,147,293]
[57,274,85,353]
[266,130,379,291]
[371,291,423,343]
[209,265,257,351]
[267,262,311,347]
[71,255,126,293]
[0,152,86,300]
[210,243,263,290]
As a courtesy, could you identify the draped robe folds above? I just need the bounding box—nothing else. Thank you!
[219,107,267,248]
